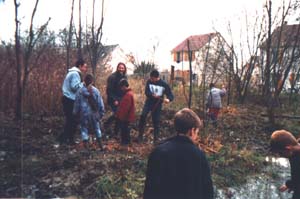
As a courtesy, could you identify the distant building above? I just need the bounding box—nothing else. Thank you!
[259,23,300,92]
[97,44,136,75]
[160,69,171,82]
[171,32,231,85]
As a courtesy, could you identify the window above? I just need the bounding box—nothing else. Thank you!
[176,52,181,63]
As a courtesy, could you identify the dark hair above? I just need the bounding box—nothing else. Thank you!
[174,108,202,134]
[209,83,215,89]
[117,62,126,68]
[84,74,94,86]
[150,70,159,78]
[119,78,129,87]
[116,62,127,73]
[75,58,86,68]
[84,74,97,111]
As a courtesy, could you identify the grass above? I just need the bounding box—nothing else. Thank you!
[96,158,147,199]
[209,146,265,187]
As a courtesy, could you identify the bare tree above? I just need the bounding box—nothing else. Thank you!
[77,0,82,59]
[187,39,193,108]
[14,0,51,119]
[66,0,75,71]
[86,0,105,78]
[260,0,300,124]
[217,11,266,104]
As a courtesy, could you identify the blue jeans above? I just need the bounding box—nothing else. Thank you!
[80,116,102,141]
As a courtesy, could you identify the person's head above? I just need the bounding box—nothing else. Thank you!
[150,69,160,83]
[209,83,215,89]
[75,58,88,74]
[116,62,126,75]
[270,130,298,158]
[84,74,94,86]
[174,108,203,142]
[119,78,129,91]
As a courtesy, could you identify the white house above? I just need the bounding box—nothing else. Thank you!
[98,44,136,75]
[171,32,231,85]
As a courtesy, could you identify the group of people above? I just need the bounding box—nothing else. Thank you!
[56,59,300,199]
[57,59,174,148]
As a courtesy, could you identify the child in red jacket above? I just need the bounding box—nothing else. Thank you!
[115,79,135,145]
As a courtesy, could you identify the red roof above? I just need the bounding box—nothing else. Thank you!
[171,33,218,52]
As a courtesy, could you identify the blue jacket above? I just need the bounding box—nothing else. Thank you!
[73,85,105,124]
[62,67,83,100]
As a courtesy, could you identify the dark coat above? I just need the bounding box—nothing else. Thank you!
[287,154,300,199]
[115,88,135,122]
[144,78,174,108]
[143,135,213,199]
[106,71,127,105]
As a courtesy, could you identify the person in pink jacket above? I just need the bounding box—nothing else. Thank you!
[115,79,135,145]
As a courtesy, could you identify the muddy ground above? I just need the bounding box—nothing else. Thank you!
[1,104,298,198]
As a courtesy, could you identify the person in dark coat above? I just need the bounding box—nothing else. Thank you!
[143,108,214,199]
[270,130,300,199]
[104,62,127,136]
[115,79,135,145]
[138,69,174,143]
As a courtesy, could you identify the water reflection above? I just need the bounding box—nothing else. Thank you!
[265,156,290,168]
[216,157,293,199]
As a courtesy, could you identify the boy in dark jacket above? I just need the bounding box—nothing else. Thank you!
[143,108,213,199]
[115,79,135,145]
[138,70,174,143]
[270,130,300,199]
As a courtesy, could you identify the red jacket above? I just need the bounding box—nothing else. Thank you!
[116,88,135,122]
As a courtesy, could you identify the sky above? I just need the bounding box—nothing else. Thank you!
[0,0,294,68]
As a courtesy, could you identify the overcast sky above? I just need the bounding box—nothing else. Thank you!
[0,0,295,68]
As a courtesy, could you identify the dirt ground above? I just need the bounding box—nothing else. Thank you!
[0,104,297,198]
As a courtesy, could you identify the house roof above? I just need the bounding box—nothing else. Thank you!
[102,44,119,55]
[261,24,300,49]
[98,44,119,61]
[171,33,218,53]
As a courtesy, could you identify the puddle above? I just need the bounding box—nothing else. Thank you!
[215,157,293,199]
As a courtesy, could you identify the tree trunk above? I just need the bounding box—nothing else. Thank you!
[14,0,22,120]
[77,0,82,59]
[67,0,75,70]
[265,0,275,125]
[187,40,192,108]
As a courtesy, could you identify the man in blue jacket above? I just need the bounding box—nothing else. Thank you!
[143,108,214,199]
[58,59,87,145]
[138,69,174,143]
